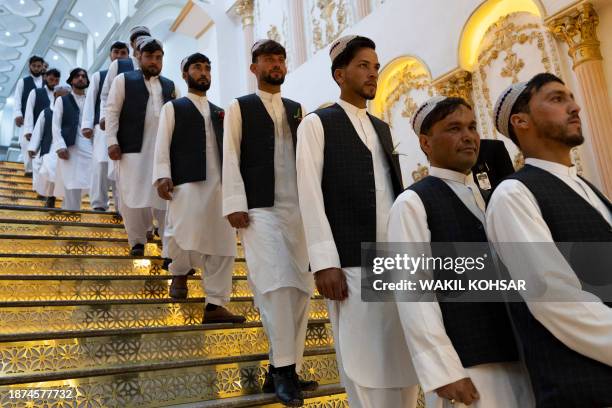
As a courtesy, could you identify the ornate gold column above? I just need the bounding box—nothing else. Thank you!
[236,0,256,92]
[549,2,612,196]
[355,0,371,21]
[432,69,473,105]
[288,0,307,68]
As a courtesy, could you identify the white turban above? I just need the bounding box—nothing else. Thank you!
[129,25,150,38]
[411,96,448,135]
[136,36,163,52]
[493,82,528,138]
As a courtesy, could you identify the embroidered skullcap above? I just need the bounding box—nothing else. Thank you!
[329,35,358,63]
[136,36,163,52]
[411,96,448,135]
[493,82,528,138]
[180,53,210,72]
[251,39,271,54]
[129,26,151,38]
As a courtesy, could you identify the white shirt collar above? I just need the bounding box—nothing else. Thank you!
[338,98,368,117]
[256,88,282,103]
[187,92,208,103]
[429,166,475,186]
[525,158,577,178]
[71,91,85,99]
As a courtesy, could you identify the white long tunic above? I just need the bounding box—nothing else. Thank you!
[13,75,44,119]
[222,90,312,295]
[52,93,92,194]
[100,57,139,121]
[24,86,54,135]
[105,73,168,210]
[81,71,108,164]
[153,93,236,257]
[296,99,418,389]
[388,167,534,407]
[28,110,55,197]
[486,158,612,367]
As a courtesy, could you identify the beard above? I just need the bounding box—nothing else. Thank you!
[535,116,584,148]
[31,71,42,77]
[74,82,88,90]
[46,83,56,91]
[187,75,210,92]
[262,71,285,85]
[142,66,161,77]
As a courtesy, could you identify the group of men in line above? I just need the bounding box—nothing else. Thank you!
[11,27,612,408]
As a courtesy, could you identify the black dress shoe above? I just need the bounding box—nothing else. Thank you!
[24,172,33,178]
[263,365,318,393]
[272,365,303,407]
[45,196,56,208]
[93,207,107,212]
[130,244,145,256]
[162,258,172,270]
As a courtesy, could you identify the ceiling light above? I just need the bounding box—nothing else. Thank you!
[68,22,76,28]
[53,55,59,61]
[106,12,112,18]
[20,0,25,4]
[0,87,3,91]
[94,32,99,37]
[4,31,10,37]
[58,39,64,45]
[77,12,83,17]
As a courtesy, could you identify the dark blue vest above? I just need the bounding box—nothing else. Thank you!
[169,97,224,186]
[506,165,612,408]
[94,70,107,126]
[117,70,175,153]
[314,103,403,267]
[60,94,80,147]
[117,58,134,74]
[40,108,53,156]
[237,93,301,209]
[32,88,51,126]
[21,76,36,116]
[408,176,519,368]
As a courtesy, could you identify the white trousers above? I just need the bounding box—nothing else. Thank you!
[20,133,33,173]
[253,287,310,370]
[328,299,421,408]
[90,161,120,211]
[62,189,82,211]
[120,204,167,257]
[168,238,234,306]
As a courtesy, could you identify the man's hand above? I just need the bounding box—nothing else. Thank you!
[108,144,122,160]
[99,118,106,131]
[15,116,23,127]
[227,212,249,229]
[435,378,480,406]
[57,148,69,160]
[28,150,36,158]
[314,268,348,301]
[156,178,174,200]
[24,133,32,141]
[82,128,94,139]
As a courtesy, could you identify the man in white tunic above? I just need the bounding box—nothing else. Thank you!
[153,53,245,324]
[105,37,176,257]
[487,73,612,408]
[296,35,419,408]
[81,41,130,212]
[28,86,70,208]
[24,68,61,196]
[222,40,316,406]
[388,96,534,408]
[52,68,92,211]
[14,55,45,176]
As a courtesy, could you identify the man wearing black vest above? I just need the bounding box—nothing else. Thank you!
[105,37,175,257]
[487,73,612,408]
[153,53,245,325]
[28,86,70,208]
[388,96,533,407]
[52,68,92,211]
[222,40,316,406]
[296,35,419,407]
[99,26,150,132]
[82,41,130,212]
[14,55,45,176]
[24,68,60,195]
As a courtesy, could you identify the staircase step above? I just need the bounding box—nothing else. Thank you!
[0,194,115,209]
[0,236,161,256]
[0,297,329,335]
[0,205,123,225]
[0,351,340,407]
[0,256,247,277]
[0,187,115,200]
[0,221,129,239]
[0,322,333,381]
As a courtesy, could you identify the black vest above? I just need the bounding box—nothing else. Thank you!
[117,58,135,74]
[314,103,403,267]
[32,88,51,126]
[237,93,301,209]
[94,70,108,125]
[117,70,175,153]
[40,108,53,156]
[60,94,80,147]
[20,76,36,116]
[169,97,224,186]
[506,165,612,408]
[409,176,519,367]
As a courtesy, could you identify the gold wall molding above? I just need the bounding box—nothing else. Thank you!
[432,69,474,105]
[236,0,255,27]
[310,0,349,52]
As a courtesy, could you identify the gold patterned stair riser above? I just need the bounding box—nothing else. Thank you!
[0,223,129,239]
[0,299,329,334]
[0,209,123,225]
[0,258,248,277]
[0,188,115,199]
[0,196,116,208]
[262,394,348,408]
[0,353,340,407]
[0,323,334,376]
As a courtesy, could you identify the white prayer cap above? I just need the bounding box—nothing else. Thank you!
[411,96,448,135]
[180,56,189,72]
[54,85,71,93]
[129,25,151,39]
[493,82,528,138]
[251,39,270,54]
[329,35,358,63]
[136,36,163,52]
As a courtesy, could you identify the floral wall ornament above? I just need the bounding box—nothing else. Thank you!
[310,0,350,52]
[411,163,429,182]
